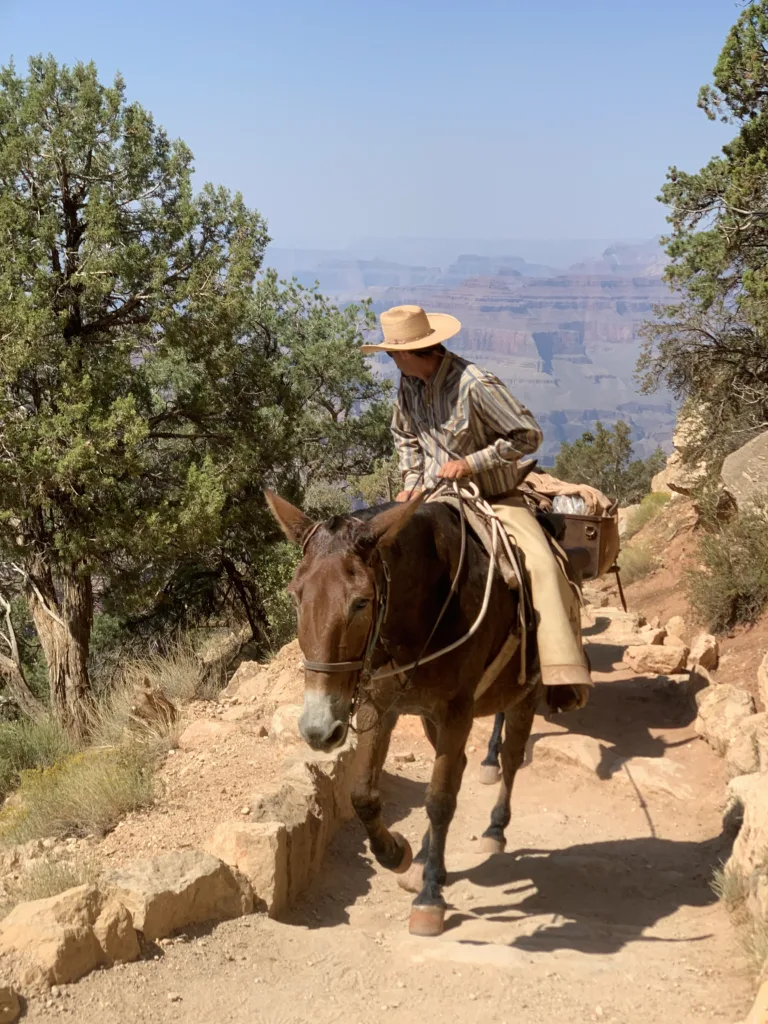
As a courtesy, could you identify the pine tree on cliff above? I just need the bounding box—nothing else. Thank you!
[639,2,768,463]
[0,57,390,731]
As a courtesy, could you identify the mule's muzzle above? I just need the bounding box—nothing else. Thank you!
[299,693,350,752]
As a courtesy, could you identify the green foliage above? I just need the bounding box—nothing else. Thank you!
[0,56,391,708]
[351,453,401,506]
[0,716,76,798]
[639,3,768,462]
[686,499,768,631]
[624,493,671,539]
[554,421,666,505]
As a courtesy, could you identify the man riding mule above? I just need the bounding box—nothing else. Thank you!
[364,303,592,695]
[263,305,595,938]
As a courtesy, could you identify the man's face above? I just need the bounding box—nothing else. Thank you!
[388,349,435,381]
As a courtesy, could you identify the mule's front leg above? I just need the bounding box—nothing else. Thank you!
[410,711,472,937]
[350,705,412,873]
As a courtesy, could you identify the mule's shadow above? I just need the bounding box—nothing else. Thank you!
[443,822,737,955]
[526,659,709,781]
[284,770,426,931]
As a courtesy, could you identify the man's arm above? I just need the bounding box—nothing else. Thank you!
[463,371,543,477]
[391,392,424,494]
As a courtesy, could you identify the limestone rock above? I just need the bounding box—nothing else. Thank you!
[105,850,252,942]
[744,979,768,1024]
[638,626,666,646]
[695,684,756,754]
[269,704,304,745]
[617,504,640,539]
[721,430,768,510]
[687,633,719,671]
[92,899,141,965]
[665,615,686,639]
[0,984,20,1024]
[0,885,106,987]
[533,733,605,774]
[726,771,768,880]
[206,821,288,918]
[725,713,768,778]
[624,644,689,676]
[177,720,239,751]
[220,641,303,708]
[619,756,694,801]
[759,651,768,710]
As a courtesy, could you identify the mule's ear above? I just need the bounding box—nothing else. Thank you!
[368,492,426,548]
[264,489,316,547]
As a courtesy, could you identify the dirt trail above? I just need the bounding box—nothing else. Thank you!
[24,624,753,1024]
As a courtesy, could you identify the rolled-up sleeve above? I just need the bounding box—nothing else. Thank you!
[463,373,543,476]
[391,390,423,490]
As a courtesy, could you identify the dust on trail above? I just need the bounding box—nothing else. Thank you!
[25,631,753,1024]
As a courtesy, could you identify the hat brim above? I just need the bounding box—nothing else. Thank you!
[361,312,461,353]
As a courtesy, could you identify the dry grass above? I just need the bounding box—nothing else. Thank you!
[618,543,658,584]
[0,746,154,845]
[624,493,671,540]
[712,865,750,918]
[0,717,77,800]
[0,856,101,918]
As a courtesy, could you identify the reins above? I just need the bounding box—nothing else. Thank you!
[301,480,523,728]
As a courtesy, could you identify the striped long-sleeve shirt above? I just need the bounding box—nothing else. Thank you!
[391,352,543,499]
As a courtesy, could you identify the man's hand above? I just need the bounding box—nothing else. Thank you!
[437,458,472,481]
[395,487,423,503]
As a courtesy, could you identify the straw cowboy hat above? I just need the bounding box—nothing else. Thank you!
[361,304,461,353]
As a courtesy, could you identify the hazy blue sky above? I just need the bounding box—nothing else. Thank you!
[1,0,739,248]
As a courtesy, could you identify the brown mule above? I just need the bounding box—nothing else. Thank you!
[265,489,583,936]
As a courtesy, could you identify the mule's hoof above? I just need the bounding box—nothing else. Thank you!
[391,832,413,874]
[478,836,506,855]
[409,904,446,937]
[478,764,501,786]
[397,861,424,894]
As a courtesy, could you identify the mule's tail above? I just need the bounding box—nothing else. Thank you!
[545,683,590,714]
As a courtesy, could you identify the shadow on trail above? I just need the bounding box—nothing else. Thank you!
[444,823,737,956]
[285,771,427,931]
[526,666,709,782]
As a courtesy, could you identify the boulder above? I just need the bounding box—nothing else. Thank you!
[721,430,768,510]
[618,756,694,801]
[177,720,239,751]
[725,713,768,778]
[744,979,768,1024]
[533,733,605,774]
[665,615,687,640]
[220,641,304,708]
[726,772,768,880]
[695,684,756,754]
[687,633,719,671]
[624,644,689,676]
[0,885,139,989]
[617,505,641,539]
[0,985,20,1024]
[104,850,252,942]
[206,821,288,918]
[269,704,304,745]
[638,626,667,646]
[92,898,141,965]
[759,651,768,711]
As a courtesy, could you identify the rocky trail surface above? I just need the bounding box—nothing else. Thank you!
[15,607,755,1024]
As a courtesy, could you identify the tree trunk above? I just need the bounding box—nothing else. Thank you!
[0,653,45,720]
[26,560,93,735]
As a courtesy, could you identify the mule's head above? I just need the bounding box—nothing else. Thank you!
[264,490,425,752]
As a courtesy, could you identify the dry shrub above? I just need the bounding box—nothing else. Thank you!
[0,717,76,800]
[618,543,658,584]
[0,856,101,918]
[624,492,671,540]
[686,498,768,632]
[0,746,153,845]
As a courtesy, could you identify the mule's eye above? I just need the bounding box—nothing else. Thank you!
[351,598,370,614]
